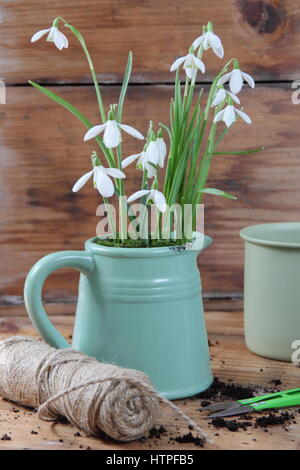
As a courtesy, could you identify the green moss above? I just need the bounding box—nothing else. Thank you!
[93,236,188,249]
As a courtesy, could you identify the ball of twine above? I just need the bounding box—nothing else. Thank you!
[0,336,211,443]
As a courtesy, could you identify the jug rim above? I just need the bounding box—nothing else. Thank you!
[240,222,300,248]
[84,232,212,258]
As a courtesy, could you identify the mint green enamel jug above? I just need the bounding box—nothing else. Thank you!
[24,234,213,399]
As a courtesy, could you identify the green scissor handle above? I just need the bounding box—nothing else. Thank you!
[238,387,300,412]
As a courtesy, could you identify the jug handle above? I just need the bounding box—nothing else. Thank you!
[24,251,95,349]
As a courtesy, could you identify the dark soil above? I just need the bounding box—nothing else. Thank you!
[269,379,282,386]
[255,411,294,428]
[1,434,11,441]
[200,400,211,408]
[148,426,167,439]
[197,377,257,400]
[210,418,252,432]
[170,432,205,447]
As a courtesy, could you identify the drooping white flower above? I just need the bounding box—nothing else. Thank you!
[72,165,125,198]
[122,137,167,178]
[128,189,167,213]
[192,30,224,59]
[213,104,252,128]
[31,26,68,50]
[84,120,144,149]
[170,53,205,79]
[217,68,255,95]
[122,142,158,178]
[211,88,240,107]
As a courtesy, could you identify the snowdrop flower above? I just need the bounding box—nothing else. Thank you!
[192,29,224,59]
[211,88,240,107]
[128,189,167,213]
[217,68,255,95]
[72,165,125,198]
[170,53,205,79]
[84,120,144,149]
[31,25,68,50]
[122,138,167,178]
[213,104,252,128]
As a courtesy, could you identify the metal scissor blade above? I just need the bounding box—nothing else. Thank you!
[201,401,239,412]
[208,405,254,419]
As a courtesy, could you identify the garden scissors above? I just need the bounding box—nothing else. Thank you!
[204,387,300,418]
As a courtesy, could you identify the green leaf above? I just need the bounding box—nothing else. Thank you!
[117,51,132,123]
[29,80,92,127]
[28,81,115,168]
[213,147,265,155]
[198,188,237,200]
[114,51,133,190]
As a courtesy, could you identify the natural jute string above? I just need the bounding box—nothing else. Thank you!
[0,336,211,443]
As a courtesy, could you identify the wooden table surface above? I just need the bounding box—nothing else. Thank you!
[0,304,299,451]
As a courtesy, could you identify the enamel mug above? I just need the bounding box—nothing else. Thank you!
[240,222,300,361]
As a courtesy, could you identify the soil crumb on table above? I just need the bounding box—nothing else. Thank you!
[170,432,204,447]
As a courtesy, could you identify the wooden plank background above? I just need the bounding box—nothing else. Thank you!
[0,0,300,306]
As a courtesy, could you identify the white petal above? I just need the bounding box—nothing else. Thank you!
[72,169,94,192]
[153,190,167,213]
[121,153,141,169]
[119,123,144,140]
[217,72,232,87]
[192,56,205,74]
[47,27,55,41]
[214,45,224,59]
[105,167,126,179]
[223,105,236,127]
[53,28,66,50]
[127,190,150,203]
[84,124,106,141]
[229,69,243,94]
[146,163,157,178]
[212,89,226,107]
[157,138,167,167]
[95,168,114,197]
[192,35,204,50]
[31,28,51,42]
[146,141,160,165]
[203,33,211,50]
[170,55,186,72]
[242,71,255,89]
[209,32,224,59]
[184,66,196,79]
[227,91,240,105]
[103,121,121,148]
[60,32,69,49]
[235,108,252,124]
[213,108,226,123]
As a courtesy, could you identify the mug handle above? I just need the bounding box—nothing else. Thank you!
[24,251,94,348]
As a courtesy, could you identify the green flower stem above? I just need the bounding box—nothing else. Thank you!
[56,17,106,123]
[194,120,218,205]
[115,51,132,199]
[103,197,117,238]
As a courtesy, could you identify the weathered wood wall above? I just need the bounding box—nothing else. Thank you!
[1,0,300,306]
